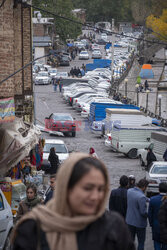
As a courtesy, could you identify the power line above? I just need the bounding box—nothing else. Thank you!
[25,2,167,46]
[0,54,50,86]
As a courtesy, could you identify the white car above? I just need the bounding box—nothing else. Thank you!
[101,33,108,41]
[146,162,167,197]
[35,71,51,85]
[92,50,102,59]
[92,44,100,50]
[55,72,68,79]
[79,51,89,60]
[0,189,13,249]
[48,68,57,78]
[43,139,69,165]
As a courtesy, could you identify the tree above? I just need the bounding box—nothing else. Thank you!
[32,0,82,42]
[146,9,167,41]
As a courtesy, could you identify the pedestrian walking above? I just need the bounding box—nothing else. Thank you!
[163,148,167,161]
[44,174,56,204]
[128,175,136,189]
[53,78,58,92]
[59,77,63,92]
[144,80,149,91]
[82,63,86,72]
[73,66,78,77]
[13,153,135,250]
[126,178,149,250]
[109,175,129,218]
[16,183,41,221]
[89,147,98,158]
[158,194,167,250]
[146,148,157,170]
[148,183,167,250]
[48,147,59,175]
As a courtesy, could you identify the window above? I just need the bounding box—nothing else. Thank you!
[0,194,4,211]
[43,143,67,153]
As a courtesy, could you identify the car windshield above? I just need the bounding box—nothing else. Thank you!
[12,183,26,201]
[56,72,67,77]
[81,52,87,54]
[38,72,48,77]
[52,115,73,121]
[151,165,167,174]
[43,143,67,153]
[49,69,57,73]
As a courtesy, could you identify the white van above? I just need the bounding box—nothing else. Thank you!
[138,131,167,166]
[0,189,13,249]
[105,125,165,159]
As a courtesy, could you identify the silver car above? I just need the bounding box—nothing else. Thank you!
[146,161,167,197]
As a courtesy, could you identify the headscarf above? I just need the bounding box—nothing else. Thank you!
[89,147,95,154]
[13,152,110,250]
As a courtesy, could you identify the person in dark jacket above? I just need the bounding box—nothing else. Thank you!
[109,175,128,218]
[158,194,167,249]
[144,80,149,91]
[148,183,167,250]
[163,148,167,161]
[146,148,157,169]
[48,147,59,174]
[13,153,135,250]
[44,174,56,204]
[70,67,74,77]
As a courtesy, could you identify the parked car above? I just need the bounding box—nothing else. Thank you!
[42,139,69,170]
[45,113,76,137]
[59,56,70,66]
[101,33,108,41]
[92,50,102,59]
[35,71,51,85]
[79,51,89,60]
[146,162,167,197]
[0,189,13,249]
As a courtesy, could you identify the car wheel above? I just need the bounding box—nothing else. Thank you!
[72,131,76,137]
[139,155,145,167]
[4,232,12,250]
[127,148,138,159]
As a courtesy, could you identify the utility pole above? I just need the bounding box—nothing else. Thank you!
[111,18,115,84]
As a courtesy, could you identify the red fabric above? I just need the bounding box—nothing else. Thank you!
[90,147,95,154]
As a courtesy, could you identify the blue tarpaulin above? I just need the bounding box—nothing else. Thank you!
[105,43,122,50]
[139,69,154,79]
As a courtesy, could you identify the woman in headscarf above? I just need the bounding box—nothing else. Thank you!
[89,147,98,158]
[13,152,135,250]
[16,183,41,221]
[48,147,59,174]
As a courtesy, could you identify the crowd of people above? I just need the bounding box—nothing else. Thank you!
[11,148,167,250]
[69,64,86,78]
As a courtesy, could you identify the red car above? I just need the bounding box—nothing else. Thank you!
[45,113,76,137]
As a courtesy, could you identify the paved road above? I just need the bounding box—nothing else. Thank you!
[35,82,153,249]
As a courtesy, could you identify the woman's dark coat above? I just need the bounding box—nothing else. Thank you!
[13,212,135,250]
[158,200,167,244]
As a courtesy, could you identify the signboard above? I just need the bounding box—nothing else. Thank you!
[0,97,15,123]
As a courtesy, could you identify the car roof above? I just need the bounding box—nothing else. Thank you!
[52,113,72,117]
[152,162,167,165]
[45,139,66,144]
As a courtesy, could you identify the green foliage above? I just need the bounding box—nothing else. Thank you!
[32,0,82,42]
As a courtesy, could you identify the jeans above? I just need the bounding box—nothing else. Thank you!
[128,225,146,250]
[54,85,57,92]
[154,241,162,250]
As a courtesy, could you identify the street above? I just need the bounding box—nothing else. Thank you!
[35,81,153,249]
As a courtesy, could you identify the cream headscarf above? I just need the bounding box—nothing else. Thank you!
[14,152,110,250]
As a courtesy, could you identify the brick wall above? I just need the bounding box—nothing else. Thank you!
[33,23,45,36]
[0,0,32,98]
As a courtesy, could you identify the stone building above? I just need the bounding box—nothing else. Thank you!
[0,0,33,122]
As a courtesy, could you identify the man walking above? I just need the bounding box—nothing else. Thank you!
[44,174,56,204]
[109,175,128,218]
[126,179,149,250]
[148,183,167,250]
